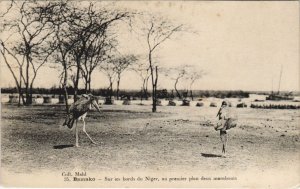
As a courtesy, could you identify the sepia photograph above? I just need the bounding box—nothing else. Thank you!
[0,0,299,188]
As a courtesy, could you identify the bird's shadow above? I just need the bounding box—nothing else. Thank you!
[53,144,74,149]
[201,153,224,158]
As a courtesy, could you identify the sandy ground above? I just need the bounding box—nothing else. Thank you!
[1,103,300,187]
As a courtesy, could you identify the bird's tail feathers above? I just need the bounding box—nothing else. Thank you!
[63,115,75,129]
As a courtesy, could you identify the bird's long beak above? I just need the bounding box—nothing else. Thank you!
[92,100,101,113]
[216,107,222,117]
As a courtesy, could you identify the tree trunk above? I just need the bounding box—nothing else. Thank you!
[116,75,120,100]
[25,87,30,105]
[84,71,92,94]
[88,81,91,93]
[174,78,181,99]
[73,61,81,102]
[25,54,31,105]
[149,52,156,113]
[84,76,88,93]
[155,67,158,100]
[18,82,25,106]
[110,82,113,99]
[109,78,113,100]
[152,66,158,112]
[140,87,143,103]
[144,89,148,100]
[0,49,25,105]
[145,76,149,100]
[63,62,69,114]
[28,86,33,105]
[18,71,22,106]
[152,82,156,112]
[25,83,30,105]
[142,77,148,100]
[88,72,92,93]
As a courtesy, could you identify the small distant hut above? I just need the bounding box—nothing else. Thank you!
[104,97,114,105]
[254,99,265,102]
[236,102,247,108]
[210,102,217,107]
[43,96,52,104]
[168,100,176,106]
[58,95,65,104]
[196,102,204,107]
[181,99,190,106]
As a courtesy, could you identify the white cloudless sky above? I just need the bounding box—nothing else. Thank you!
[0,1,299,91]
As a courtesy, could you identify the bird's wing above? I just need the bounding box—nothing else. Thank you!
[69,98,92,118]
[225,118,237,130]
[69,96,89,111]
[215,119,226,131]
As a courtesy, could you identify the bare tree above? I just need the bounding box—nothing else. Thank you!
[166,66,187,99]
[101,61,117,100]
[0,42,25,105]
[1,1,24,106]
[66,2,131,101]
[177,65,206,100]
[80,34,115,93]
[133,59,151,101]
[185,68,205,100]
[111,54,137,100]
[36,1,131,111]
[143,15,183,112]
[38,1,80,112]
[0,1,55,105]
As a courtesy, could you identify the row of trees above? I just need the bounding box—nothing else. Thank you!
[0,1,204,112]
[166,65,205,100]
[2,87,250,100]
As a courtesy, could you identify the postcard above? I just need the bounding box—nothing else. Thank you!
[0,1,299,188]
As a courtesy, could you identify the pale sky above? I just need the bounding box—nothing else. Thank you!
[1,1,299,91]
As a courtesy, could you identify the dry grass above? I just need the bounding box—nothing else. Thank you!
[1,104,299,176]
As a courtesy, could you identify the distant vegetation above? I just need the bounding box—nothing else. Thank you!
[250,104,300,109]
[248,91,300,96]
[1,87,251,99]
[191,90,250,98]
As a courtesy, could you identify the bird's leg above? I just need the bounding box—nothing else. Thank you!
[75,120,80,147]
[224,133,228,156]
[82,119,98,145]
[220,130,228,156]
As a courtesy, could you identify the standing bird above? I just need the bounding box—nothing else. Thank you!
[63,94,101,147]
[214,101,237,155]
